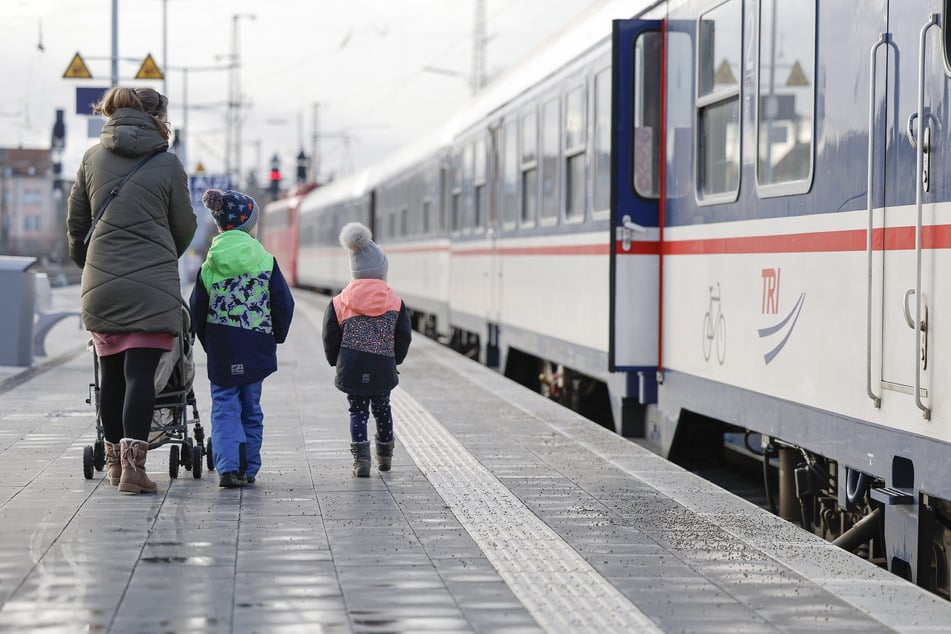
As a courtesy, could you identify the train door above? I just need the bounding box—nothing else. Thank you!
[877,2,948,420]
[608,19,663,396]
[485,124,502,367]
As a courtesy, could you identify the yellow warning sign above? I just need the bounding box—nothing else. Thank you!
[195,162,205,174]
[785,61,810,87]
[135,54,163,80]
[63,52,92,79]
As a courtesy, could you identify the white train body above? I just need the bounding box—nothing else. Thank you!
[286,0,951,596]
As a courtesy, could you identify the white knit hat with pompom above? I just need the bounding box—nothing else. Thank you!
[339,222,388,280]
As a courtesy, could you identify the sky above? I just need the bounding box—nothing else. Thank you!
[0,0,610,187]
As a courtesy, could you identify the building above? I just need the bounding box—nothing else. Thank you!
[0,147,66,261]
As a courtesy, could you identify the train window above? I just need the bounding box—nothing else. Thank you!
[696,0,741,202]
[634,32,662,199]
[450,150,463,233]
[422,200,431,234]
[756,0,815,194]
[474,136,487,230]
[946,6,951,75]
[520,111,538,226]
[386,211,396,239]
[593,68,611,214]
[399,207,408,237]
[502,119,519,228]
[564,86,587,221]
[463,144,474,231]
[540,97,559,223]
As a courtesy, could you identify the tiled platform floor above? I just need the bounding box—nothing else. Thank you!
[0,286,950,633]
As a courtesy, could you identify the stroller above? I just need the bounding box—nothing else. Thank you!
[83,306,207,480]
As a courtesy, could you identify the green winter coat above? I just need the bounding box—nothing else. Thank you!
[67,108,196,335]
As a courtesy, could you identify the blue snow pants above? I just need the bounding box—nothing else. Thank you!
[210,381,264,478]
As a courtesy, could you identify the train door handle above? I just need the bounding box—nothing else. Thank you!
[909,113,933,191]
[903,289,928,371]
[615,214,646,252]
[903,289,927,331]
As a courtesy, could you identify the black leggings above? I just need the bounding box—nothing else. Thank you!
[98,348,163,443]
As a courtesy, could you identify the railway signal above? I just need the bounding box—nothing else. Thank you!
[269,154,282,198]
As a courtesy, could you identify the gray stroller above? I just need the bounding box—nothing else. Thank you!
[83,307,206,479]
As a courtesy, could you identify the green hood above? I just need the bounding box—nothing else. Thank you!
[202,230,273,286]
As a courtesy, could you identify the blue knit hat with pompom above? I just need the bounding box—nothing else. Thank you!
[202,189,258,233]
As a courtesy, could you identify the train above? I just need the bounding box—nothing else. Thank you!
[260,0,951,599]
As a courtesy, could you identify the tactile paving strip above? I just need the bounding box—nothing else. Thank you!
[392,388,661,633]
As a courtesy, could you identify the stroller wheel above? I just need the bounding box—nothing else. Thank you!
[169,445,180,479]
[192,445,203,479]
[83,446,94,480]
[206,437,215,471]
[93,440,106,471]
[182,438,193,471]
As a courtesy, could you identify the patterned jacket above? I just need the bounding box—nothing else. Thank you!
[322,279,412,396]
[189,230,294,387]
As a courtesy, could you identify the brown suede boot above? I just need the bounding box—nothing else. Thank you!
[118,439,157,494]
[104,440,122,485]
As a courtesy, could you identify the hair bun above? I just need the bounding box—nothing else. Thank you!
[202,189,224,211]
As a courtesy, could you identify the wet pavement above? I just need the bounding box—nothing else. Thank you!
[1,285,951,632]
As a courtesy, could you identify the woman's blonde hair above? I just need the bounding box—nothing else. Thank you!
[93,87,170,140]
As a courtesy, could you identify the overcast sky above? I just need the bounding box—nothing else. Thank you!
[0,0,610,186]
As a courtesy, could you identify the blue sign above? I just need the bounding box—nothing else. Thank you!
[189,174,231,207]
[76,87,109,115]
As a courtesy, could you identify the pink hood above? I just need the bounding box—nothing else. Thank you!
[333,279,401,320]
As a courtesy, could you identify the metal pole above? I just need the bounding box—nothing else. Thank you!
[227,14,255,187]
[311,103,319,184]
[181,68,188,171]
[162,0,168,97]
[111,0,119,87]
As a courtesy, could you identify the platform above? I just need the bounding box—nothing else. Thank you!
[0,286,950,633]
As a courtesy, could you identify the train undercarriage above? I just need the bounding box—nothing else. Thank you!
[668,414,951,601]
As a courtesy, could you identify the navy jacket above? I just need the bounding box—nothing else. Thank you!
[323,279,411,396]
[189,230,294,387]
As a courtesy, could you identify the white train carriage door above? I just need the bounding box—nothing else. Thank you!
[875,2,948,420]
[609,19,663,395]
[483,124,503,367]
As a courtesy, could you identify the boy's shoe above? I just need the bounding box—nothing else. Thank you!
[219,471,247,488]
[246,476,255,484]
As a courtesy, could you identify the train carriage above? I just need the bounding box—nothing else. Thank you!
[259,184,316,287]
[293,0,951,598]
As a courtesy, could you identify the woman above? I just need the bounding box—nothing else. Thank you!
[67,86,197,494]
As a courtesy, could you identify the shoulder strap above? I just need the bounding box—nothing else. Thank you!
[83,149,165,245]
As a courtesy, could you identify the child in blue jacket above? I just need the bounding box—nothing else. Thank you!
[189,189,294,488]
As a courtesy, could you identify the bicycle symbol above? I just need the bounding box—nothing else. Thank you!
[703,282,726,364]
